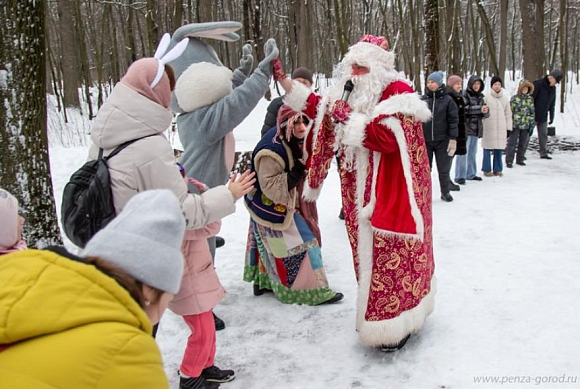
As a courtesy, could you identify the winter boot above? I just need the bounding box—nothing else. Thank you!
[317,292,344,305]
[338,208,345,220]
[380,333,411,353]
[456,179,466,185]
[201,365,235,383]
[179,375,220,389]
[440,193,453,202]
[215,236,225,248]
[213,312,225,331]
[449,182,460,191]
[253,283,272,296]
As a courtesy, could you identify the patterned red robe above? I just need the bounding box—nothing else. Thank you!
[286,79,436,346]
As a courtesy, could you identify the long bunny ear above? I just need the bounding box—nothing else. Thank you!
[173,22,242,42]
[154,33,171,59]
[151,37,188,89]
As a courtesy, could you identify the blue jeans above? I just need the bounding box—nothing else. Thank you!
[482,149,503,173]
[455,135,479,180]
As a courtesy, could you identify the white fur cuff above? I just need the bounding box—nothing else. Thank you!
[341,112,369,148]
[302,181,323,202]
[284,81,311,113]
[373,92,431,123]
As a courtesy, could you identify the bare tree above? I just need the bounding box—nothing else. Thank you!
[0,0,62,247]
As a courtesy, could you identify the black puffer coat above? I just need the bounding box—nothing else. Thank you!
[261,96,284,137]
[446,86,467,155]
[464,75,489,138]
[532,76,556,123]
[421,86,459,142]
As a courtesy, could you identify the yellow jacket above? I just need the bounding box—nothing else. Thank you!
[0,249,170,388]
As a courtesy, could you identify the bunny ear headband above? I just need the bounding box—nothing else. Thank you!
[150,33,189,89]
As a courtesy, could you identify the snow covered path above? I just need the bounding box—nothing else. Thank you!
[48,84,580,388]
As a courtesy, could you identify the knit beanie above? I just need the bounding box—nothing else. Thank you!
[121,58,172,109]
[82,190,186,294]
[292,67,313,85]
[427,71,445,87]
[0,188,19,250]
[447,75,463,89]
[549,69,563,83]
[491,75,503,87]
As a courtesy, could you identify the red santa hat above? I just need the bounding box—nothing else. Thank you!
[342,35,395,71]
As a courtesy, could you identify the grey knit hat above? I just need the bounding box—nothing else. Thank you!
[82,190,186,294]
[427,71,445,87]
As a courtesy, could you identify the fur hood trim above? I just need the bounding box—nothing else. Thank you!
[373,92,431,123]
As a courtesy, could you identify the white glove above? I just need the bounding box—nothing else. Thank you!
[447,139,457,157]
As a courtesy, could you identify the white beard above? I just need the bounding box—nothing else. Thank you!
[327,61,399,170]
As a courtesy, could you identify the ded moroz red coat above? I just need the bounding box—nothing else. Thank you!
[285,37,436,347]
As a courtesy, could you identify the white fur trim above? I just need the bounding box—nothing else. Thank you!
[174,62,233,112]
[302,181,323,202]
[358,277,437,347]
[341,112,369,148]
[360,151,381,219]
[284,81,311,113]
[372,226,422,241]
[373,92,431,123]
[379,116,425,241]
[344,42,396,71]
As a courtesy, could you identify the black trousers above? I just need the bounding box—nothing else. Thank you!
[426,140,453,194]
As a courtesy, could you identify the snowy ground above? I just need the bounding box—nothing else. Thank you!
[48,78,580,389]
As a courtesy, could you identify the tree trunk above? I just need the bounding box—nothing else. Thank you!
[296,0,312,69]
[498,0,509,77]
[57,0,80,109]
[476,1,500,76]
[519,0,545,80]
[558,0,567,113]
[0,0,63,247]
[424,0,441,78]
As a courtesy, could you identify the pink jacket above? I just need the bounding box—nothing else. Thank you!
[169,222,225,316]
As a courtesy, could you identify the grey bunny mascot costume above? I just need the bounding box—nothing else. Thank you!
[168,22,279,256]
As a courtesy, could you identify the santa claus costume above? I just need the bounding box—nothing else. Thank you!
[284,35,436,349]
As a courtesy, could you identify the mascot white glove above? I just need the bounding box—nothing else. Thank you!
[257,38,279,77]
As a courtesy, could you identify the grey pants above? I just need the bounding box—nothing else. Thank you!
[426,140,453,194]
[506,128,530,164]
[536,121,549,157]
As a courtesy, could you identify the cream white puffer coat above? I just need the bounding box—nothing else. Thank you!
[482,88,513,150]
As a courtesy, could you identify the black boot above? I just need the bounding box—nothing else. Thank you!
[201,365,235,383]
[317,292,344,305]
[440,192,453,202]
[179,376,220,389]
[338,208,345,220]
[213,312,225,331]
[253,283,272,296]
[449,182,460,191]
[380,333,411,353]
[215,236,225,248]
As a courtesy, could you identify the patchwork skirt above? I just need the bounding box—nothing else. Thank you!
[244,211,336,305]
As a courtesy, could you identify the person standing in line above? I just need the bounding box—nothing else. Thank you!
[506,80,535,167]
[421,71,459,202]
[446,75,468,185]
[261,67,314,137]
[532,70,563,160]
[455,75,489,184]
[482,76,512,177]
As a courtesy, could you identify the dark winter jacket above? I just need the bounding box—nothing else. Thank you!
[532,76,556,123]
[261,96,284,136]
[464,75,489,138]
[421,86,459,142]
[511,81,535,130]
[446,86,468,155]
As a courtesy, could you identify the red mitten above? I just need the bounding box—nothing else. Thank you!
[330,100,352,123]
[272,58,287,82]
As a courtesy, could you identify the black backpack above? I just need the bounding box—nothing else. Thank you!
[61,136,152,247]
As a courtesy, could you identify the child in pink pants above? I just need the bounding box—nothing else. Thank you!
[170,168,235,389]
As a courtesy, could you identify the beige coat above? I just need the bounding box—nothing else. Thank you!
[88,82,234,229]
[482,88,513,150]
